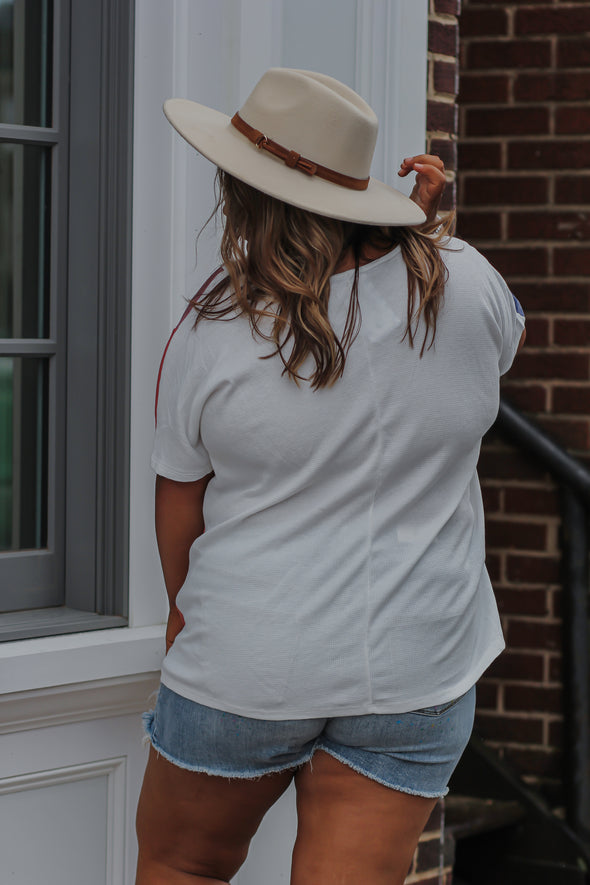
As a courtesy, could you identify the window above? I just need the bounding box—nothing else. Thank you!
[0,0,133,640]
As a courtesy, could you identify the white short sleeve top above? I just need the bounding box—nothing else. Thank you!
[152,238,525,719]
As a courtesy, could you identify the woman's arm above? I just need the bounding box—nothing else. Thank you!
[155,472,214,653]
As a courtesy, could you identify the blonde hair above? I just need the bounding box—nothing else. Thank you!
[193,169,455,390]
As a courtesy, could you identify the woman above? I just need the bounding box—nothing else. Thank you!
[136,69,525,885]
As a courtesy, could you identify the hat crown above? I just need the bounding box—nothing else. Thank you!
[239,68,378,179]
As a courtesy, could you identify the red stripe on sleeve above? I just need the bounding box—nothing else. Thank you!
[154,267,224,426]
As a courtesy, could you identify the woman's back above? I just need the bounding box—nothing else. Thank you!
[153,237,524,719]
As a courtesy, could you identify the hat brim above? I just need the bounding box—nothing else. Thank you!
[164,98,426,227]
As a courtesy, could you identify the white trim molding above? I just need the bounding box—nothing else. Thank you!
[0,672,160,734]
[0,757,127,885]
[355,0,428,191]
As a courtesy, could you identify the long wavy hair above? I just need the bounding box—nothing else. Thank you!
[193,169,455,390]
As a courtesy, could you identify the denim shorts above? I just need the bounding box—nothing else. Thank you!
[142,683,476,799]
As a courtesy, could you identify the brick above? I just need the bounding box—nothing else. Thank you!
[508,211,590,241]
[503,747,563,778]
[507,352,589,380]
[553,385,590,414]
[465,40,551,71]
[478,447,547,481]
[555,176,590,205]
[514,72,590,102]
[555,106,590,135]
[414,837,446,874]
[553,319,590,347]
[554,248,590,276]
[557,39,590,68]
[482,487,502,514]
[456,210,502,240]
[409,874,452,885]
[427,100,458,133]
[439,181,457,212]
[505,685,563,714]
[435,0,460,14]
[486,651,544,681]
[474,711,544,744]
[478,247,547,277]
[535,416,590,449]
[506,552,560,583]
[504,488,559,517]
[433,60,459,96]
[461,176,548,206]
[518,317,549,347]
[549,718,564,746]
[549,655,562,682]
[516,7,590,35]
[551,588,562,619]
[428,138,457,171]
[457,142,502,170]
[425,800,443,831]
[465,107,549,137]
[514,282,590,312]
[429,20,459,57]
[459,73,510,104]
[460,8,508,37]
[500,383,548,411]
[485,517,547,550]
[475,680,498,709]
[508,140,590,170]
[506,619,562,651]
[485,551,501,583]
[496,587,550,616]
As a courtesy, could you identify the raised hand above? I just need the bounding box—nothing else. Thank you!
[399,154,446,226]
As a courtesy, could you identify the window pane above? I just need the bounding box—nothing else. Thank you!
[0,0,53,127]
[0,356,48,551]
[0,143,51,338]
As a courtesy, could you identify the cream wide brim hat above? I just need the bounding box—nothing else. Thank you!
[164,68,426,227]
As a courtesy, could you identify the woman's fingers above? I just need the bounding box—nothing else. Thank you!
[398,154,445,178]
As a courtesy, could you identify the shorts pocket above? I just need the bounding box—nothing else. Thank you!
[412,690,469,717]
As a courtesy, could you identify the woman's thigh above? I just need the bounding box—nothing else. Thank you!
[135,746,294,884]
[292,750,438,885]
[291,687,476,885]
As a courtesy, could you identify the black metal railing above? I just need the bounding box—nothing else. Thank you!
[494,398,590,843]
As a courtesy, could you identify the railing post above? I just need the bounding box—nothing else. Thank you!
[561,487,590,843]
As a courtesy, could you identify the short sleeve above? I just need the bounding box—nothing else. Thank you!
[474,248,526,376]
[151,313,213,481]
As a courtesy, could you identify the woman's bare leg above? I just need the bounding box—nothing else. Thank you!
[291,750,439,885]
[136,746,294,884]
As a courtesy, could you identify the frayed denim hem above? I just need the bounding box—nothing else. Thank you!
[141,707,312,779]
[314,745,449,799]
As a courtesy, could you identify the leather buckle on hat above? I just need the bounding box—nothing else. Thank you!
[231,112,367,190]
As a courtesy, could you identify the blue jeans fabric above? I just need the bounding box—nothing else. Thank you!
[142,683,476,799]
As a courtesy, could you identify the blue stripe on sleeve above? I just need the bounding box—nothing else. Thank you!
[512,294,525,318]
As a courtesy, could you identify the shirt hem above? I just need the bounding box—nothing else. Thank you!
[159,636,506,721]
[151,457,213,482]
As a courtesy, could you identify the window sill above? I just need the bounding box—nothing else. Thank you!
[0,606,129,643]
[0,623,165,695]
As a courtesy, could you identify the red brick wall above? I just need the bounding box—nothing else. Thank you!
[427,0,462,211]
[458,1,590,810]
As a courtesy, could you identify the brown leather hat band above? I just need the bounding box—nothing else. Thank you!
[231,113,370,192]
